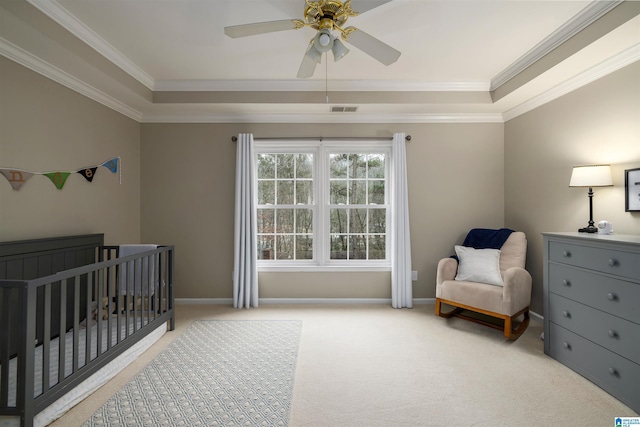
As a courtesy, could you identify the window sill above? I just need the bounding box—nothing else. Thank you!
[257,264,391,273]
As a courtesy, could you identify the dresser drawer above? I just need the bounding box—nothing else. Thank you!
[548,323,640,412]
[549,294,640,363]
[549,241,640,280]
[549,263,640,324]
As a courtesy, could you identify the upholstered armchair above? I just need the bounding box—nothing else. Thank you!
[435,229,532,339]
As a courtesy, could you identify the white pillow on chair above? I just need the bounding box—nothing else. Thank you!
[454,245,503,286]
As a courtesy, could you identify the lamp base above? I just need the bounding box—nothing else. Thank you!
[578,225,598,233]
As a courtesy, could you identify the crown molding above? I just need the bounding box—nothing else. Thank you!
[491,0,623,91]
[0,37,143,122]
[5,29,633,125]
[153,79,490,92]
[141,112,504,124]
[503,42,640,121]
[26,0,155,90]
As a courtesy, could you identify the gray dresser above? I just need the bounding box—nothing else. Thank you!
[542,232,640,413]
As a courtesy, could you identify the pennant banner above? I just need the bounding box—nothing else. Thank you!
[0,169,35,191]
[102,158,119,173]
[44,172,71,190]
[0,157,121,191]
[78,167,98,182]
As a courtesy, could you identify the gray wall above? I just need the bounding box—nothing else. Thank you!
[4,51,638,310]
[141,123,504,300]
[504,61,640,314]
[0,58,142,245]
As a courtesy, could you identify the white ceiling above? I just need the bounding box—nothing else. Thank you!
[4,0,640,122]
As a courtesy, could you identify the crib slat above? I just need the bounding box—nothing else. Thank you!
[42,284,51,393]
[0,286,10,408]
[20,281,37,427]
[72,276,80,374]
[85,273,92,366]
[58,280,66,381]
[97,268,104,356]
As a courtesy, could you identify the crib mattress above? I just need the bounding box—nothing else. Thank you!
[0,316,166,427]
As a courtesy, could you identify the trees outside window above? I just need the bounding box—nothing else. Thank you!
[257,153,313,260]
[328,153,386,260]
[256,141,390,270]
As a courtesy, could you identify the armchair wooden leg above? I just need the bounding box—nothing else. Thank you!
[504,316,512,339]
[436,298,530,340]
[504,309,530,340]
[435,298,463,319]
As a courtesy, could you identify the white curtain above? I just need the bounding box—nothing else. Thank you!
[391,132,413,308]
[233,133,259,308]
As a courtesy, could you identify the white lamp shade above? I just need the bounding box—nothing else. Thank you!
[332,38,349,61]
[305,43,323,64]
[569,165,613,187]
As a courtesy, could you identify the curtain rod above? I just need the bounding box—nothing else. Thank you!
[231,135,411,142]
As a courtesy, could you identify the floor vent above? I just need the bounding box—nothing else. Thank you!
[330,106,358,113]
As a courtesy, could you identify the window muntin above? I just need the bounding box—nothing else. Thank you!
[256,141,390,269]
[257,153,314,260]
[328,153,387,260]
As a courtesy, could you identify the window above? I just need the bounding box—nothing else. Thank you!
[256,140,391,270]
[257,153,314,261]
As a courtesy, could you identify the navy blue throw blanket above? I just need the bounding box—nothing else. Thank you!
[462,228,514,250]
[451,228,514,261]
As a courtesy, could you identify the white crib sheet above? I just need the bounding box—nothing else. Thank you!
[0,316,166,427]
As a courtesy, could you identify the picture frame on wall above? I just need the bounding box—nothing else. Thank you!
[625,168,640,212]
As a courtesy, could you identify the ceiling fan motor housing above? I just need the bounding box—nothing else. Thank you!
[304,0,354,29]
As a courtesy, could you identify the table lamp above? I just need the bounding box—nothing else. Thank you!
[569,164,613,233]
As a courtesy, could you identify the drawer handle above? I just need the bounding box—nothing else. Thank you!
[608,259,618,267]
[562,280,571,287]
[562,250,571,258]
[608,330,618,338]
[607,293,617,301]
[563,342,571,350]
[608,367,618,376]
[562,310,571,318]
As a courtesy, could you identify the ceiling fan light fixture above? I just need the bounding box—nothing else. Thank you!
[313,29,334,53]
[331,37,349,61]
[224,0,400,79]
[305,43,323,64]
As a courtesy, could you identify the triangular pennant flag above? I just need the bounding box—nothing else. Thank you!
[102,158,119,173]
[77,167,98,182]
[44,172,71,190]
[0,169,35,191]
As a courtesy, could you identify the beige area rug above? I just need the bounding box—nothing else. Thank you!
[49,304,638,427]
[82,320,301,427]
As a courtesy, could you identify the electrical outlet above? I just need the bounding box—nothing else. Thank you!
[412,270,418,281]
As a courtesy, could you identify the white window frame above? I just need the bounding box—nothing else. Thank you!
[255,139,392,272]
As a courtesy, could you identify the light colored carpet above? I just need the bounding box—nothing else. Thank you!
[82,320,301,427]
[50,304,638,427]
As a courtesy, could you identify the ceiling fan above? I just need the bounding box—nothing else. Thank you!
[224,0,400,78]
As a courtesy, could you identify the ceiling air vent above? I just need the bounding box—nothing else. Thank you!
[330,106,358,113]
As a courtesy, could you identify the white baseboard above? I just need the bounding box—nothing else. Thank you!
[175,298,436,305]
[260,298,392,304]
[175,298,233,305]
[530,310,543,323]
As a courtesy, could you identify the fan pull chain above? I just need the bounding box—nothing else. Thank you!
[325,56,329,104]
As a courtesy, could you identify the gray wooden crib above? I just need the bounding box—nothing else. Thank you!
[0,234,175,427]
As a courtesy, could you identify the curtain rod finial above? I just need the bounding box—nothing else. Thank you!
[405,135,411,142]
[231,136,237,142]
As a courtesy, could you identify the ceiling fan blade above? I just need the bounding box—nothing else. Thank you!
[297,47,319,79]
[224,19,299,38]
[346,28,400,66]
[350,0,392,15]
